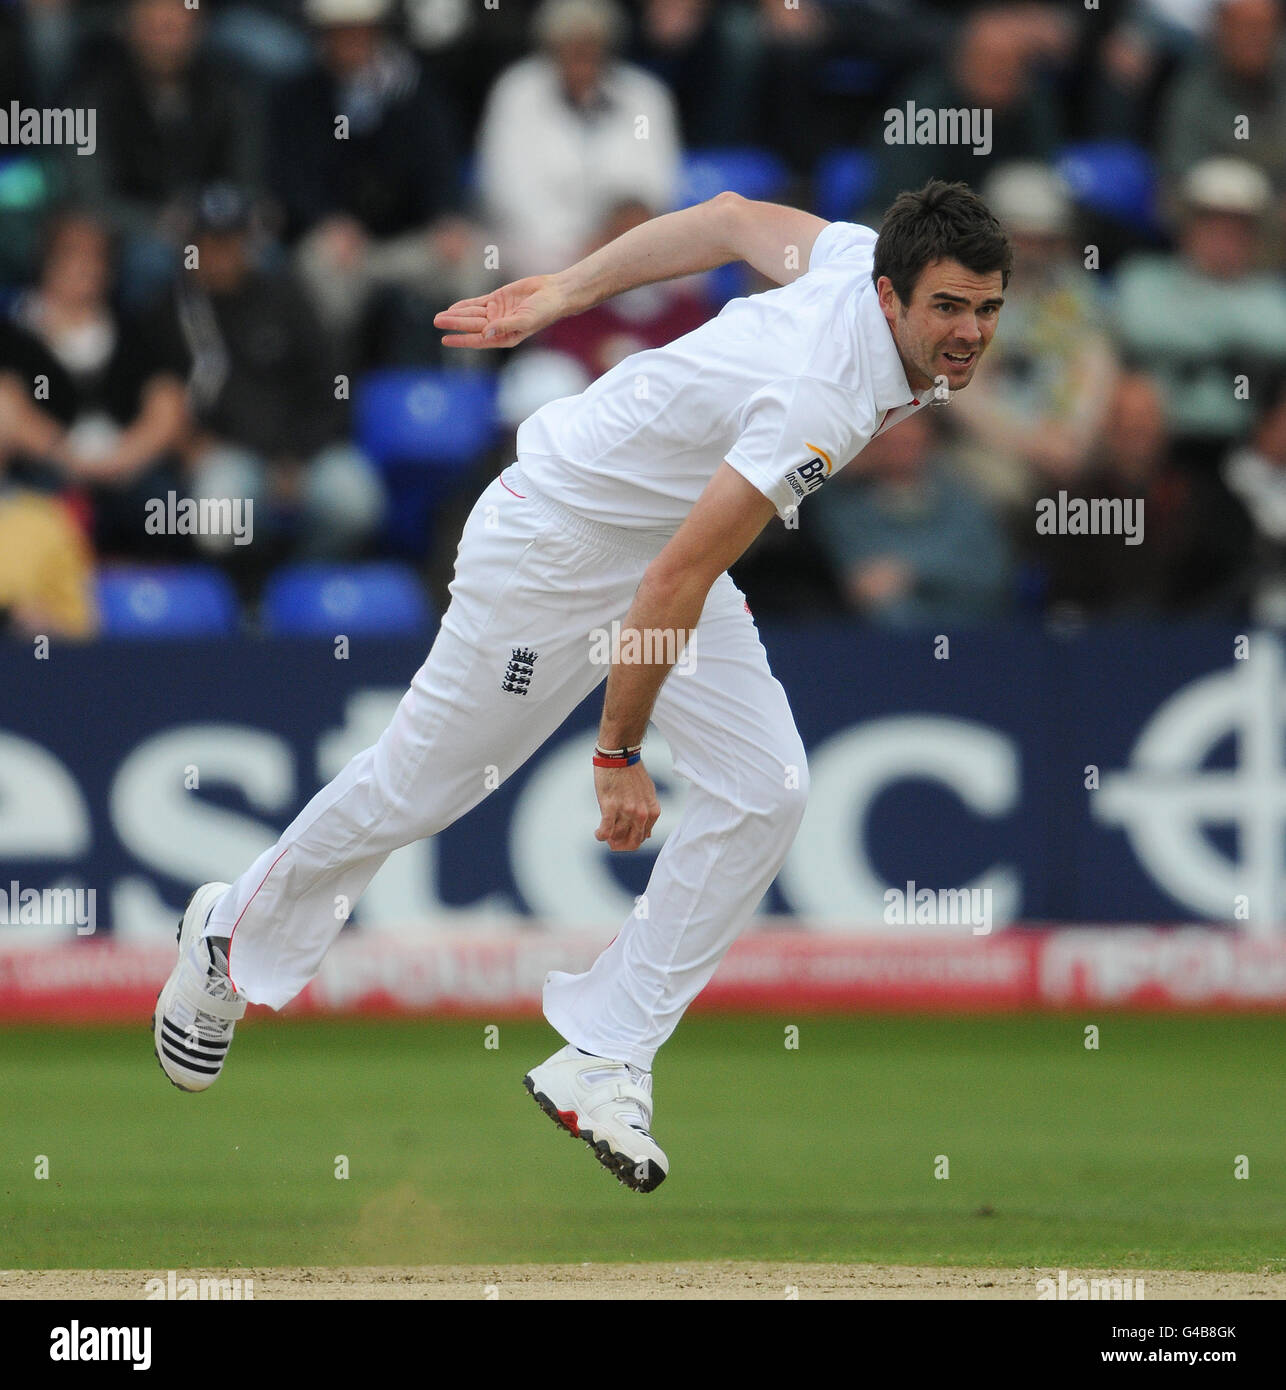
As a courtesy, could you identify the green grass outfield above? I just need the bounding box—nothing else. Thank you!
[2,1014,1284,1271]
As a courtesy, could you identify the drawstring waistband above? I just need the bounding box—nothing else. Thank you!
[503,464,673,566]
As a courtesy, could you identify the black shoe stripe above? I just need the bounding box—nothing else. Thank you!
[158,1044,222,1075]
[160,1020,229,1059]
[160,1017,230,1049]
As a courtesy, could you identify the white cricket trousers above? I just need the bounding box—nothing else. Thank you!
[207,465,808,1070]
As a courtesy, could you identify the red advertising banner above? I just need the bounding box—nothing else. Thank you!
[2,926,1284,1022]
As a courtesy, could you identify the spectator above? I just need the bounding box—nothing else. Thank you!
[158,183,384,565]
[1034,371,1251,618]
[951,163,1118,512]
[1113,157,1286,469]
[477,0,681,278]
[627,0,759,148]
[0,2,63,288]
[10,209,189,558]
[403,0,534,144]
[1132,0,1224,53]
[63,0,261,308]
[537,198,712,377]
[1220,374,1286,622]
[272,0,484,356]
[1060,2,1173,145]
[0,322,96,639]
[17,0,82,106]
[0,3,32,112]
[871,6,1063,215]
[811,409,1013,628]
[1158,0,1286,216]
[752,0,829,178]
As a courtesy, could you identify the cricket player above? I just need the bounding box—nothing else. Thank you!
[153,179,1010,1193]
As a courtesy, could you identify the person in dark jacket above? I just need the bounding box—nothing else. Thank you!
[272,0,489,354]
[158,183,384,564]
[62,0,261,307]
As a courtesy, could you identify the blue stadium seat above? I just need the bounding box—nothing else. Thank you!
[262,563,434,636]
[1055,142,1160,236]
[95,566,239,637]
[677,147,790,208]
[355,370,499,468]
[814,149,877,224]
[354,370,500,554]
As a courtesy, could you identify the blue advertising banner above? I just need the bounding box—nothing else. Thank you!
[0,622,1274,938]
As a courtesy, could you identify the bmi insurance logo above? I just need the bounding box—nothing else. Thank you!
[1096,635,1286,934]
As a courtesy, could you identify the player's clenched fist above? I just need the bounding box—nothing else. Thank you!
[594,763,661,852]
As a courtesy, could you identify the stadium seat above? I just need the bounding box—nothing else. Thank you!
[95,565,240,637]
[354,369,499,468]
[354,370,500,554]
[1055,142,1160,236]
[816,56,885,98]
[262,563,434,636]
[677,147,790,208]
[814,149,877,224]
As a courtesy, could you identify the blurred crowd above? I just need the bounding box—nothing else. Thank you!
[0,0,1284,637]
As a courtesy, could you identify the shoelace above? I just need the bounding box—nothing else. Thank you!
[191,943,239,1038]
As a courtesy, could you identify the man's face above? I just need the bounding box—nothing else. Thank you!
[44,221,111,305]
[1183,210,1258,278]
[320,23,379,78]
[1217,0,1280,83]
[955,14,1026,107]
[554,37,607,105]
[129,0,199,79]
[878,258,1004,395]
[195,230,248,293]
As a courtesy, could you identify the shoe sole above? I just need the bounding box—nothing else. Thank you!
[523,1075,666,1194]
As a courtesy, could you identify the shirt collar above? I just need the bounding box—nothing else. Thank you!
[857,282,921,412]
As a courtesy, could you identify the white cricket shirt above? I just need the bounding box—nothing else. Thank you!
[516,221,930,530]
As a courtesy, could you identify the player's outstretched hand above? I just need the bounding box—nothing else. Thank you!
[433,275,569,350]
[593,762,661,852]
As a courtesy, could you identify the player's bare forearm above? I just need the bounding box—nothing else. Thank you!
[592,572,704,853]
[597,571,706,750]
[599,464,776,746]
[435,196,828,349]
[591,464,776,851]
[559,195,742,315]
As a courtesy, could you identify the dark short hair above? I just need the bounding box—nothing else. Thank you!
[873,179,1012,305]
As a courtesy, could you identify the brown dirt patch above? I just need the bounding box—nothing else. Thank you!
[3,1263,1283,1300]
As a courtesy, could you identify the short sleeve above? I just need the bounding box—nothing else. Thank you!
[725,376,873,521]
[809,221,877,274]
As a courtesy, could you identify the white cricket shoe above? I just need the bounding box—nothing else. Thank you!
[524,1044,669,1193]
[152,882,245,1093]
